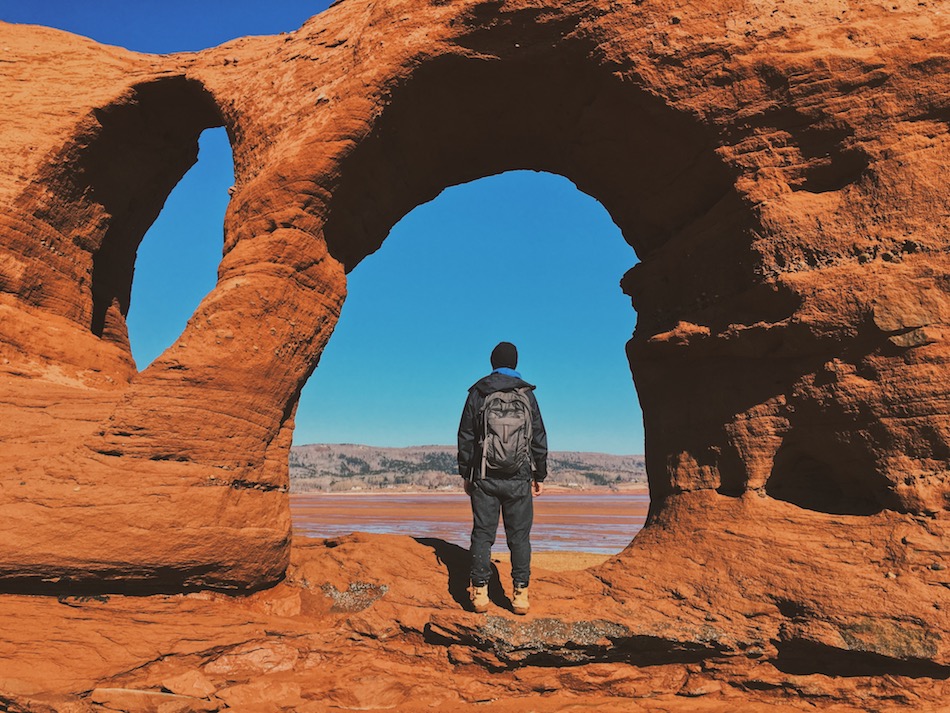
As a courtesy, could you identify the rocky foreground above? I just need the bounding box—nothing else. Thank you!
[0,532,933,713]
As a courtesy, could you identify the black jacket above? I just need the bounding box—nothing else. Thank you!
[457,372,548,482]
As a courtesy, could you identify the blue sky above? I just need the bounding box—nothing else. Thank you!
[4,2,645,454]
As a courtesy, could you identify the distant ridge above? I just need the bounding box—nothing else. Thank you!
[290,443,647,492]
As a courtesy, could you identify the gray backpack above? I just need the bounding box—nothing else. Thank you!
[478,388,533,479]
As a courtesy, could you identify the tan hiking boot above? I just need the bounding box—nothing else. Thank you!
[471,584,489,613]
[512,585,529,615]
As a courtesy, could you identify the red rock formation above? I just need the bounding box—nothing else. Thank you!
[4,532,941,711]
[1,0,949,708]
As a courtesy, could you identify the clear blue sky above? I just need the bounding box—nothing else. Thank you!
[3,2,645,455]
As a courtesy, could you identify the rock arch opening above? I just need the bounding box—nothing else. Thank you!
[290,170,647,559]
[126,127,232,370]
[84,79,224,347]
[298,170,642,453]
[11,75,224,354]
[316,45,757,522]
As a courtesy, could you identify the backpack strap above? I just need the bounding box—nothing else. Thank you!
[478,392,491,481]
[517,386,535,475]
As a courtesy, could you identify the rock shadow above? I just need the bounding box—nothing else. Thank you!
[766,441,887,515]
[775,638,950,679]
[414,538,506,612]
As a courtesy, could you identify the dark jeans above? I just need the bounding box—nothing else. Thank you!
[469,477,533,587]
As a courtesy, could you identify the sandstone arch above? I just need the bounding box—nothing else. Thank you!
[2,74,223,365]
[1,0,950,684]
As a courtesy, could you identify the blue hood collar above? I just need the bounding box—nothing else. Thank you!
[492,367,521,378]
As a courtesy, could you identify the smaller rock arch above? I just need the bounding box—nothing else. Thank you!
[9,76,224,354]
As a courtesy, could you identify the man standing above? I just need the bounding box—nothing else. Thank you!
[458,341,547,615]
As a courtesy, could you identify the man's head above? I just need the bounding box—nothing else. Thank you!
[490,341,518,370]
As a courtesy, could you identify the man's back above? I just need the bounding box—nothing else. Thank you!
[457,342,548,616]
[457,370,547,482]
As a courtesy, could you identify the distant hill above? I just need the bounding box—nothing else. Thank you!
[289,443,647,492]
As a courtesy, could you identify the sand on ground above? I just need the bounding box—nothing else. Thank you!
[490,550,612,571]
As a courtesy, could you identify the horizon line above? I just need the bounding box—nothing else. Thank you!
[292,442,644,458]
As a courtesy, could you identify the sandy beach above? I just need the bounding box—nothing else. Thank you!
[488,550,614,571]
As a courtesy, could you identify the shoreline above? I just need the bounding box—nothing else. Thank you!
[290,490,649,559]
[291,485,650,496]
[291,532,621,571]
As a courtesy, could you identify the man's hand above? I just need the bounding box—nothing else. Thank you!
[532,480,544,497]
[464,479,474,496]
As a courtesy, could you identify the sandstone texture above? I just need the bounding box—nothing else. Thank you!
[0,532,940,712]
[1,0,950,708]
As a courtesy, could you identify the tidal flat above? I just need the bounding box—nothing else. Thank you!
[290,491,650,563]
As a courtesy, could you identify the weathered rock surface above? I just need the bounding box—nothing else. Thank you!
[0,533,942,711]
[1,0,949,708]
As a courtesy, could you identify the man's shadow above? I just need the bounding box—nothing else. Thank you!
[414,538,510,612]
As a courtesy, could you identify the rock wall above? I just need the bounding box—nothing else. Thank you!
[1,0,949,697]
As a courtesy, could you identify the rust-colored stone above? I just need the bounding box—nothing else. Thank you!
[2,532,942,711]
[1,0,949,708]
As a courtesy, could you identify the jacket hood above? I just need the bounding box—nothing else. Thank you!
[470,372,536,396]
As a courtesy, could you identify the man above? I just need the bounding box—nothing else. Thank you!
[457,341,548,615]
